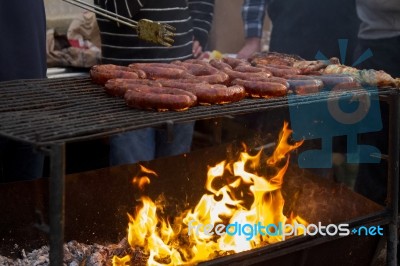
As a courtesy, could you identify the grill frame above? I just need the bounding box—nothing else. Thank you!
[0,77,398,265]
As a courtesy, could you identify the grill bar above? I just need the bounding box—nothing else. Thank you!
[0,77,395,146]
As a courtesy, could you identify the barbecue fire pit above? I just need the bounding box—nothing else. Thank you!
[0,77,398,266]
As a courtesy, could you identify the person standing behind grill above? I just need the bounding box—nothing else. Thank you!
[353,0,400,205]
[94,0,215,165]
[0,0,47,182]
[237,0,360,61]
[235,0,361,182]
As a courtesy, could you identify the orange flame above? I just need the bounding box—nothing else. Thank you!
[113,122,306,265]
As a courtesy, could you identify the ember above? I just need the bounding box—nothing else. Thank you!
[113,122,306,265]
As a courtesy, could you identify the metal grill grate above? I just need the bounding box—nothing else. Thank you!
[0,77,394,146]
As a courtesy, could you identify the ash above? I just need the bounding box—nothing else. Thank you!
[0,238,137,266]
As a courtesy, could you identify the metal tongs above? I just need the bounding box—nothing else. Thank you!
[61,0,175,47]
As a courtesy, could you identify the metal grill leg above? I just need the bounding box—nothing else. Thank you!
[387,92,399,266]
[48,143,65,266]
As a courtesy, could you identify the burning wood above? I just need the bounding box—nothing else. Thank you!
[0,238,148,266]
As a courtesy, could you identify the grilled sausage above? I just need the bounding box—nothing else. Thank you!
[223,68,272,81]
[90,64,139,85]
[104,78,162,97]
[129,64,191,80]
[331,81,362,91]
[234,65,265,73]
[172,61,220,76]
[182,59,211,66]
[239,75,290,87]
[231,79,288,98]
[159,79,246,104]
[192,72,230,84]
[307,74,356,88]
[187,84,246,105]
[287,79,324,95]
[282,74,315,80]
[255,63,297,70]
[255,64,301,77]
[209,59,232,71]
[222,57,250,68]
[158,79,208,89]
[124,86,197,111]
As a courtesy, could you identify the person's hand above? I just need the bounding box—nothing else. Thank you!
[192,40,203,58]
[237,37,262,59]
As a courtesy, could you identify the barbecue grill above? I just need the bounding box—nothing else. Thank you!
[0,77,398,265]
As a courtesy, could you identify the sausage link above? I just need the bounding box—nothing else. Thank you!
[124,86,197,111]
[231,79,288,98]
[222,57,250,68]
[129,64,190,80]
[255,64,301,77]
[160,80,245,104]
[172,61,220,75]
[287,79,324,95]
[193,72,230,84]
[186,84,246,104]
[234,65,265,73]
[223,68,271,81]
[331,81,362,91]
[182,59,210,66]
[307,74,356,88]
[104,78,162,97]
[90,64,139,85]
[209,59,232,71]
[246,76,290,87]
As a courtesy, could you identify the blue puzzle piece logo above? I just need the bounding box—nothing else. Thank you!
[288,39,382,168]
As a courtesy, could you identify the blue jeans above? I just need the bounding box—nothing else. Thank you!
[109,122,195,166]
[0,137,44,183]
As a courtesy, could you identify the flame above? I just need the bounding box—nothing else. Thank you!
[113,122,306,265]
[132,165,156,191]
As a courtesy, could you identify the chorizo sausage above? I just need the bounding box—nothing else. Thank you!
[104,78,162,97]
[159,79,246,104]
[223,68,271,81]
[307,74,356,88]
[90,64,139,85]
[186,84,246,104]
[247,76,290,87]
[222,57,250,68]
[234,65,266,73]
[158,79,208,89]
[172,61,220,75]
[182,59,211,66]
[331,81,363,91]
[209,59,232,71]
[255,64,301,77]
[231,79,288,98]
[124,86,197,111]
[287,79,324,95]
[193,72,230,84]
[129,64,191,80]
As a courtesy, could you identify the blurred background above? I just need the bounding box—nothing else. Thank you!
[44,0,271,55]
